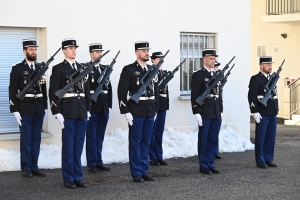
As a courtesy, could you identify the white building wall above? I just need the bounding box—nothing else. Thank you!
[0,0,250,148]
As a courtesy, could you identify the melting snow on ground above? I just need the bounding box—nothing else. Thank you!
[0,125,254,172]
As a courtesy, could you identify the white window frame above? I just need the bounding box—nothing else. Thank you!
[180,33,216,95]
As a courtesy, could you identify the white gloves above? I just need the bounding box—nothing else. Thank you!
[87,111,91,120]
[44,110,47,121]
[124,112,133,126]
[194,113,203,126]
[221,113,223,119]
[55,113,64,129]
[253,112,262,123]
[13,112,22,126]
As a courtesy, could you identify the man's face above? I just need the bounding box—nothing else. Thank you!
[260,63,272,74]
[135,49,149,62]
[203,56,215,69]
[90,50,103,62]
[63,46,77,59]
[151,57,162,67]
[23,47,37,61]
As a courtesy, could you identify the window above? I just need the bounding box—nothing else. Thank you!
[0,27,37,133]
[257,45,267,57]
[180,33,216,95]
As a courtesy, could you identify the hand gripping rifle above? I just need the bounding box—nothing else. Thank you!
[195,56,235,105]
[16,47,61,100]
[131,50,170,104]
[91,50,120,102]
[259,59,285,107]
[219,64,235,90]
[54,50,110,100]
[158,59,186,89]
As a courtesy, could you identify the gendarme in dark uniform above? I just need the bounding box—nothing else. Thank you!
[86,43,112,173]
[117,41,159,183]
[248,56,278,169]
[149,52,169,166]
[191,49,223,174]
[49,38,90,189]
[9,39,47,178]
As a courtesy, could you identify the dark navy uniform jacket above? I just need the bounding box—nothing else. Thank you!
[248,71,278,115]
[88,64,112,114]
[117,61,159,117]
[191,67,223,119]
[49,60,91,119]
[9,59,47,116]
[157,70,169,111]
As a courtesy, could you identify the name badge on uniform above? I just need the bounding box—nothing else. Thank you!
[134,71,140,75]
[23,71,29,75]
[205,78,209,82]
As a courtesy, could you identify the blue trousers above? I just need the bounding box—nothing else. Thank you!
[128,116,154,177]
[255,115,277,164]
[86,113,109,167]
[62,118,87,182]
[20,108,44,172]
[198,118,222,169]
[149,110,166,161]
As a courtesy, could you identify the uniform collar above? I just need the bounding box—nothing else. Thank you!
[204,65,213,72]
[259,71,270,78]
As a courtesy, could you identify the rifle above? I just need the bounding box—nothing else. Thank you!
[91,50,120,102]
[259,59,285,107]
[131,50,170,104]
[195,56,235,105]
[54,50,110,100]
[16,47,61,100]
[158,59,186,89]
[219,64,235,90]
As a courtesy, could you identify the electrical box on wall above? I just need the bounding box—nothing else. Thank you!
[285,77,295,87]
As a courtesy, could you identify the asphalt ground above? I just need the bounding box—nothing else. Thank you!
[0,123,299,200]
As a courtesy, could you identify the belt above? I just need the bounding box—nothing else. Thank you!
[90,90,108,94]
[131,96,155,100]
[24,94,43,98]
[63,93,85,98]
[208,94,219,98]
[257,95,278,99]
[160,94,167,97]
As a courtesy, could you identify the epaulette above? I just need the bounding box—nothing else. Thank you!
[11,62,21,67]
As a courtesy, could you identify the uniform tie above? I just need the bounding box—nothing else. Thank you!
[267,75,270,80]
[30,64,33,71]
[143,67,147,72]
[72,63,76,71]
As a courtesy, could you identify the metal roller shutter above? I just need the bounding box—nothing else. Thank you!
[0,27,37,133]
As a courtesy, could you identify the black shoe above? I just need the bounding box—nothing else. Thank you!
[74,181,87,188]
[256,163,268,169]
[199,168,212,174]
[149,160,160,166]
[266,162,277,167]
[88,167,97,173]
[32,170,46,177]
[133,176,144,183]
[22,171,33,178]
[64,182,76,189]
[214,155,222,159]
[141,175,156,181]
[209,168,221,174]
[158,160,168,166]
[96,165,111,171]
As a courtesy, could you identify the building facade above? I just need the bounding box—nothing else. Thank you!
[0,0,250,149]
